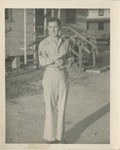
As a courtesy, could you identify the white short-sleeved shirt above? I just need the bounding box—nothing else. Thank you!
[38,35,74,67]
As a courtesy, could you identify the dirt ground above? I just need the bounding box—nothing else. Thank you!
[5,51,110,144]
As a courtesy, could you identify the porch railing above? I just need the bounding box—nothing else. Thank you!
[60,26,98,71]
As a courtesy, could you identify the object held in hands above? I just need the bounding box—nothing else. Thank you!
[54,59,64,66]
[64,59,72,67]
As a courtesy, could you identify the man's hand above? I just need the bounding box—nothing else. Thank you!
[64,57,74,67]
[54,59,63,66]
[60,55,66,62]
[57,55,67,65]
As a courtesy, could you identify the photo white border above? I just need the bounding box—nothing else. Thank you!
[0,0,120,149]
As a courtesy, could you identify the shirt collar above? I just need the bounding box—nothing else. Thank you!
[47,35,63,47]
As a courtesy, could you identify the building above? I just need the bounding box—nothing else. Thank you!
[5,9,35,59]
[86,9,110,40]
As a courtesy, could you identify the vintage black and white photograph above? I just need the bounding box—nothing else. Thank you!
[5,8,110,144]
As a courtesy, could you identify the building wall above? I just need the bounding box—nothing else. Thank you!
[5,9,35,57]
[88,21,110,38]
[87,9,110,19]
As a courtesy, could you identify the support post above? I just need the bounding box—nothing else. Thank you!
[44,9,47,36]
[58,9,61,19]
[51,9,54,17]
[92,49,96,66]
[33,9,36,65]
[35,43,39,69]
[34,9,39,69]
[78,46,82,72]
[58,9,61,36]
[24,9,27,65]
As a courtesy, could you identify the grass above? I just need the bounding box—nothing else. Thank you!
[6,67,44,100]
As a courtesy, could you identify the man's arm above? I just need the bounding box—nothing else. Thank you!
[38,42,55,67]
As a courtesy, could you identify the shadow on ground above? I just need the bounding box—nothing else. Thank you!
[65,103,110,143]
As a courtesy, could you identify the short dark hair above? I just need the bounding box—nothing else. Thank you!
[48,17,61,28]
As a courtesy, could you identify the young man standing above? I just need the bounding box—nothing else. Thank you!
[39,17,74,144]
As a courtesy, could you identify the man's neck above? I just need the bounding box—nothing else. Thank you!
[50,36,60,43]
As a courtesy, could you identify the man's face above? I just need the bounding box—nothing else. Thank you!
[48,21,60,37]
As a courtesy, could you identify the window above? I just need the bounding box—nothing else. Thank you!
[98,9,104,16]
[5,9,10,20]
[35,9,44,35]
[65,9,76,24]
[98,22,104,30]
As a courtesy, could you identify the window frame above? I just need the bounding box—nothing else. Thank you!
[65,9,76,24]
[98,22,104,30]
[98,9,104,16]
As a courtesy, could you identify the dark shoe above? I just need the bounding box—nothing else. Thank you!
[56,139,68,144]
[45,140,56,144]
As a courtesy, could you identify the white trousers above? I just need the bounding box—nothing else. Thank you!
[42,67,69,141]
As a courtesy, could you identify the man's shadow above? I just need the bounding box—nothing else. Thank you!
[65,103,110,144]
